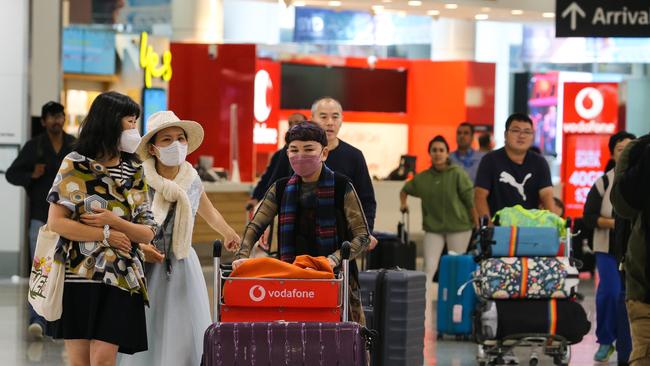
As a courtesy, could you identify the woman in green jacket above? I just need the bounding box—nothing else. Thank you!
[400,135,477,300]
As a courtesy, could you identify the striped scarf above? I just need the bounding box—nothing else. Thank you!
[278,164,337,262]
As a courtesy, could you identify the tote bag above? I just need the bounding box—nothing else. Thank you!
[28,225,65,321]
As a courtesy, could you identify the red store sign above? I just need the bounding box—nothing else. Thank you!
[562,82,618,219]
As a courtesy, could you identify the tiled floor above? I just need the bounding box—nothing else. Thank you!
[0,275,618,365]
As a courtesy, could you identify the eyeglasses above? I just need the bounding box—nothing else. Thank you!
[508,128,534,136]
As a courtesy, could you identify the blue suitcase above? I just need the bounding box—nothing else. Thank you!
[436,254,477,338]
[485,226,564,257]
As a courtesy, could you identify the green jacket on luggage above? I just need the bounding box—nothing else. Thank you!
[611,138,650,303]
[402,164,474,233]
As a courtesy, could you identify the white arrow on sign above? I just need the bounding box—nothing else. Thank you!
[562,2,586,31]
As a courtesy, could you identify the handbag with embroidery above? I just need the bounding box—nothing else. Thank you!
[27,225,65,321]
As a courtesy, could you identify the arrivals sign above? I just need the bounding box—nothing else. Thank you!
[556,0,650,37]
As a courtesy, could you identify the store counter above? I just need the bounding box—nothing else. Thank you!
[192,182,252,263]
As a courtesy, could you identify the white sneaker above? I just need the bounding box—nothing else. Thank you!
[28,323,44,340]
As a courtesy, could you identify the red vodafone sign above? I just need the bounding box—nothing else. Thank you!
[562,134,611,218]
[561,81,618,218]
[563,82,618,134]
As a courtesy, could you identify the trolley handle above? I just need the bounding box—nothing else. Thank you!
[212,240,223,323]
[341,241,351,322]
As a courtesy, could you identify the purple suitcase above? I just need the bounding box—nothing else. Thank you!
[203,321,367,365]
[202,241,368,366]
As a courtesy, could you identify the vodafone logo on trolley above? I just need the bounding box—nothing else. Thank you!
[248,284,316,303]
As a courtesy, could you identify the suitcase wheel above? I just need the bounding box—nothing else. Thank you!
[436,333,443,340]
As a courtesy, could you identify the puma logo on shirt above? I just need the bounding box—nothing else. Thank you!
[499,171,532,201]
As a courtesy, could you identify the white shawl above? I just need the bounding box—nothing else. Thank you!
[143,158,198,260]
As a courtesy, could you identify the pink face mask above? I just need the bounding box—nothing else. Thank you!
[289,154,322,177]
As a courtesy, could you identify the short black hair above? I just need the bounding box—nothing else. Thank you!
[428,135,450,153]
[457,122,475,135]
[478,132,491,148]
[505,113,533,130]
[75,91,141,162]
[608,131,636,154]
[285,121,327,147]
[41,101,64,119]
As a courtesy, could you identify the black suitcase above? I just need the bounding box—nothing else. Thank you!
[359,268,426,366]
[368,212,416,270]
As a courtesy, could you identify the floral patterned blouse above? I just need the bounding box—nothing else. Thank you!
[47,152,157,301]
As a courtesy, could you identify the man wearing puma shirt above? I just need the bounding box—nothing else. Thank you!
[474,113,555,223]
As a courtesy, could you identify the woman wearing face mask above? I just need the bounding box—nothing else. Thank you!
[232,122,371,324]
[118,111,240,366]
[399,135,476,307]
[46,91,157,364]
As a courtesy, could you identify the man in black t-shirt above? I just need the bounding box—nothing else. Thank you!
[474,113,555,223]
[311,97,377,249]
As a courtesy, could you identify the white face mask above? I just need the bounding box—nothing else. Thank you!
[155,141,188,167]
[119,128,142,154]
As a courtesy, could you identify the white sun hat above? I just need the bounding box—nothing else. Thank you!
[136,110,204,160]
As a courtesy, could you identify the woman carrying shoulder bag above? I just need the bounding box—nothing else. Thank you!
[47,91,157,365]
[118,111,240,366]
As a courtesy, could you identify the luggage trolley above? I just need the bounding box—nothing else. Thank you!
[474,218,577,366]
[203,241,371,365]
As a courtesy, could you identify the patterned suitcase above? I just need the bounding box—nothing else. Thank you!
[473,257,579,300]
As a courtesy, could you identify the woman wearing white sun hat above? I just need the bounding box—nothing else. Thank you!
[119,111,240,366]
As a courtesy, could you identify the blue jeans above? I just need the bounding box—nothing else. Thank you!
[28,219,46,327]
[595,252,632,362]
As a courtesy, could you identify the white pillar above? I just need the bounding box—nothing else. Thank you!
[431,18,476,61]
[171,0,223,42]
[30,0,62,115]
[0,0,29,277]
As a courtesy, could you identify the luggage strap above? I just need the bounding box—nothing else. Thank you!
[548,299,558,335]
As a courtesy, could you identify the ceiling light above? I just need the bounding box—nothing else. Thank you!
[382,0,392,3]
[328,0,341,6]
[408,0,422,6]
[475,14,488,20]
[481,7,491,12]
[293,1,306,6]
[542,12,555,18]
[427,10,440,16]
[398,11,407,17]
[511,9,523,15]
[445,3,458,10]
[372,5,384,12]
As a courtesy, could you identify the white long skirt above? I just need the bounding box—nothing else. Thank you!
[119,247,211,366]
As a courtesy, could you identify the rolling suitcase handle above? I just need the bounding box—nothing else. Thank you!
[341,241,351,322]
[398,211,410,245]
[213,240,222,323]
